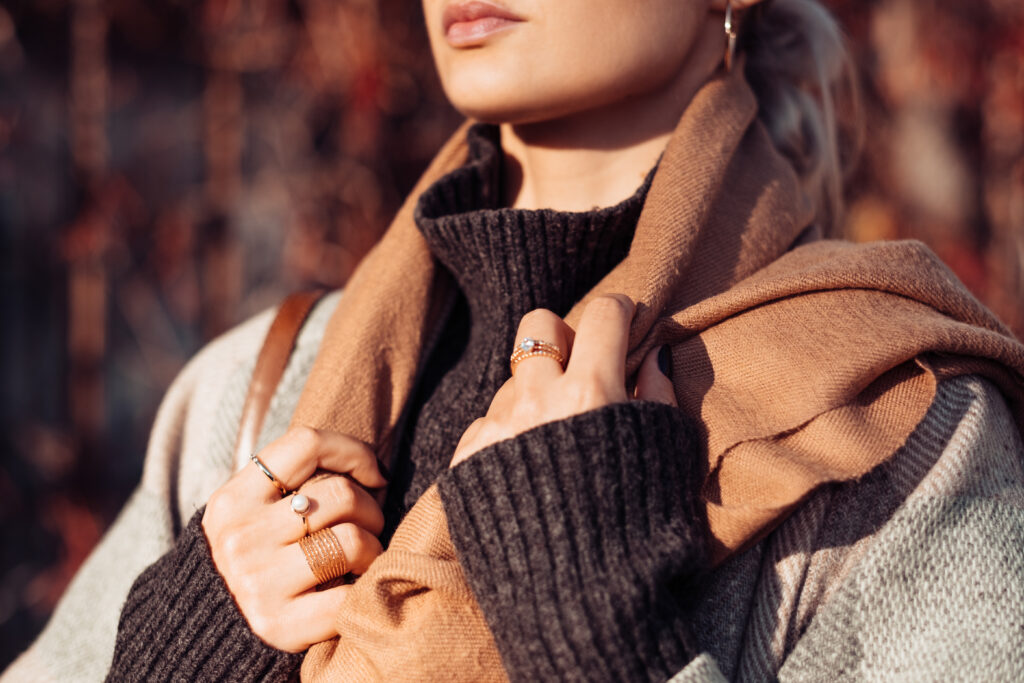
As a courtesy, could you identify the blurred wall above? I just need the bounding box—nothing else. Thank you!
[0,0,1021,668]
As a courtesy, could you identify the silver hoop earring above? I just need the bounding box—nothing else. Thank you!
[724,1,738,72]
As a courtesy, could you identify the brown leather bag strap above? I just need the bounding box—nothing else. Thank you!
[233,289,328,466]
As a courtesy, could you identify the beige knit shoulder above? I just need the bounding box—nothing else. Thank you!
[1,292,340,683]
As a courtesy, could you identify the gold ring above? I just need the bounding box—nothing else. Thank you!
[510,337,566,375]
[299,528,349,586]
[250,452,288,497]
[291,493,311,536]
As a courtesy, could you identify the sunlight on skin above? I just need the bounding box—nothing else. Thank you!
[421,0,767,211]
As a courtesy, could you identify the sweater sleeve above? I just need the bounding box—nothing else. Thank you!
[437,400,706,683]
[107,510,303,682]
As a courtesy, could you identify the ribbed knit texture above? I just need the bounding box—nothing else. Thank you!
[108,511,303,682]
[103,124,661,682]
[383,123,653,538]
[439,401,705,682]
[13,68,1023,682]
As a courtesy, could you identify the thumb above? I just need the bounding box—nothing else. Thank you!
[634,345,678,407]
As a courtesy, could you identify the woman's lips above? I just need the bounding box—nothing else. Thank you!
[442,1,524,47]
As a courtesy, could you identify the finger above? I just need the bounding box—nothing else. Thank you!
[324,522,383,576]
[511,308,573,387]
[274,584,354,652]
[286,585,354,651]
[277,474,385,539]
[634,345,678,407]
[281,523,383,595]
[565,294,635,390]
[243,427,387,501]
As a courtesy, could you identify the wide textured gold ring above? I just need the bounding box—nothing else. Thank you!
[510,337,566,375]
[250,452,288,497]
[299,528,349,586]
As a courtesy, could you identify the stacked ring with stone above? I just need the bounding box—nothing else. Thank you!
[510,337,566,375]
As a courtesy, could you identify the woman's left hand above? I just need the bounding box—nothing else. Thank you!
[452,294,678,467]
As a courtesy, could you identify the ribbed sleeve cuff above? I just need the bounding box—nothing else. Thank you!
[107,510,303,682]
[438,401,706,683]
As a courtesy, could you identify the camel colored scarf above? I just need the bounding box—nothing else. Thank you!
[294,68,1024,679]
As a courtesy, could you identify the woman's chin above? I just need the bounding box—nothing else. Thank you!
[447,96,541,125]
[440,65,661,127]
[446,88,599,126]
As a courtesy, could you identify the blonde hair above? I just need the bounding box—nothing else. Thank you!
[740,0,862,236]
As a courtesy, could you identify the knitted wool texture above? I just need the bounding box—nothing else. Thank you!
[91,343,1024,682]
[107,515,304,682]
[290,66,1024,559]
[307,401,705,682]
[382,123,651,537]
[439,403,705,682]
[11,307,1021,681]
[297,66,1024,679]
[106,123,691,682]
[303,124,708,681]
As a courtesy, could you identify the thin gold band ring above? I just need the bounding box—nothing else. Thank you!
[250,452,288,497]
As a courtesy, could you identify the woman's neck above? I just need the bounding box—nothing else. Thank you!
[499,120,672,212]
[499,13,723,212]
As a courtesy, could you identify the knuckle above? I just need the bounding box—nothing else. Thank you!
[218,528,249,562]
[246,607,275,641]
[337,524,360,554]
[233,571,262,604]
[352,443,378,470]
[205,486,240,524]
[586,295,632,323]
[520,308,555,328]
[286,424,321,453]
[326,477,357,513]
[339,524,379,566]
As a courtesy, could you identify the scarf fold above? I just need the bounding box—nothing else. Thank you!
[295,65,1024,682]
[291,66,1024,561]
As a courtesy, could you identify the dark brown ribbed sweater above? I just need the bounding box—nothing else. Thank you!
[385,123,654,537]
[108,124,704,682]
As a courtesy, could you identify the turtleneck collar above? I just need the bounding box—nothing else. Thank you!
[381,124,657,532]
[413,123,655,322]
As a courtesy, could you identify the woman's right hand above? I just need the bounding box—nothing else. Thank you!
[202,426,388,653]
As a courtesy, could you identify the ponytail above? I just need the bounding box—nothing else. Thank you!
[740,0,862,236]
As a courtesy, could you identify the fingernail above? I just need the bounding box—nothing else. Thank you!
[657,345,673,380]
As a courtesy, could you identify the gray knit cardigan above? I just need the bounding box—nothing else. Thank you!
[5,290,1023,682]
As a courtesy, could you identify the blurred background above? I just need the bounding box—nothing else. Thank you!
[0,0,1021,668]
